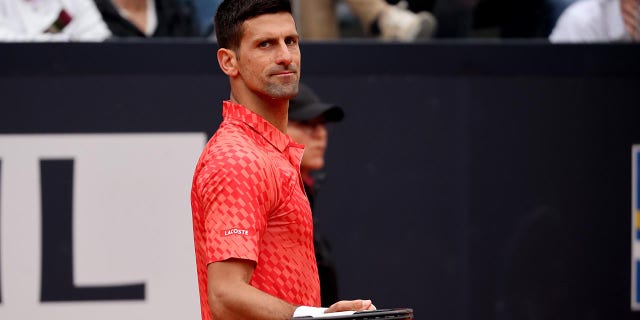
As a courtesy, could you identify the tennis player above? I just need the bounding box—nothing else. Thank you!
[190,1,375,319]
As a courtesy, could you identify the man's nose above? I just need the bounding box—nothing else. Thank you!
[275,41,293,65]
[312,123,327,138]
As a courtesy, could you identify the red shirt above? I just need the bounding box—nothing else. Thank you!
[191,101,321,320]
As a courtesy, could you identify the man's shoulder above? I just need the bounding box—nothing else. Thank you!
[211,120,253,146]
[550,0,611,42]
[558,1,601,26]
[200,122,270,168]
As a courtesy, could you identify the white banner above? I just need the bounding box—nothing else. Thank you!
[0,134,205,319]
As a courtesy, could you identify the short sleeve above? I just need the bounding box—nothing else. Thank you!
[194,147,273,265]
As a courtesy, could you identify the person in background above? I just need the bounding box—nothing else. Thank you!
[549,0,639,42]
[544,0,578,34]
[0,0,110,41]
[93,0,197,38]
[183,0,222,37]
[190,0,375,319]
[297,0,437,41]
[287,83,344,306]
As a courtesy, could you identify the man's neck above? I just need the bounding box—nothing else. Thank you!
[113,0,147,11]
[230,89,289,133]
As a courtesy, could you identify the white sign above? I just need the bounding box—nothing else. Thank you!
[0,134,205,319]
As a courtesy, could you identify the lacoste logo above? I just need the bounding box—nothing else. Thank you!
[221,228,251,237]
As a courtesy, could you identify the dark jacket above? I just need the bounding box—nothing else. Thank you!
[94,0,197,38]
[305,179,339,306]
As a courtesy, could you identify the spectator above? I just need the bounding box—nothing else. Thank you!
[183,0,222,36]
[545,0,578,33]
[287,83,345,306]
[190,0,375,319]
[297,0,437,41]
[0,0,110,41]
[549,0,640,42]
[93,0,197,38]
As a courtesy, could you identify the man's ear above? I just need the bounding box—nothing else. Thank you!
[217,48,239,77]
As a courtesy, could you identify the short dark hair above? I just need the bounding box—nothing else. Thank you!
[215,0,293,50]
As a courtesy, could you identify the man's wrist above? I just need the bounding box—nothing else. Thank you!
[293,306,328,317]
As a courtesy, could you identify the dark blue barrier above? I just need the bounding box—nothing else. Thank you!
[1,41,639,320]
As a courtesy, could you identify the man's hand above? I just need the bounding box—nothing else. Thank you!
[325,299,376,313]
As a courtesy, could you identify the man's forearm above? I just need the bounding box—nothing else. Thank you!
[209,281,297,320]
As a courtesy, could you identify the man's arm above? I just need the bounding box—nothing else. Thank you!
[208,258,296,320]
[208,259,376,319]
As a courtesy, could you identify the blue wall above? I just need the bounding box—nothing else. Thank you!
[1,41,639,320]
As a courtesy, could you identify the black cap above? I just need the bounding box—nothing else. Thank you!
[289,83,344,122]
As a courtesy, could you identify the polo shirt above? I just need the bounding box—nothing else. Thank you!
[191,100,321,320]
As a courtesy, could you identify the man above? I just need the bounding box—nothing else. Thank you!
[0,0,111,41]
[93,0,197,37]
[288,83,344,306]
[298,0,437,41]
[190,1,375,319]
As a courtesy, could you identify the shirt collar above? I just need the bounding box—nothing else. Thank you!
[222,100,303,153]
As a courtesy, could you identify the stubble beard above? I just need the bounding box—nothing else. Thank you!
[265,77,299,100]
[263,62,300,99]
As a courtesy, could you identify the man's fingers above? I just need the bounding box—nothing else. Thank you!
[361,300,376,310]
[326,299,375,313]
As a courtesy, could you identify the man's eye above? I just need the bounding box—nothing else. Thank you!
[286,38,298,45]
[259,42,270,48]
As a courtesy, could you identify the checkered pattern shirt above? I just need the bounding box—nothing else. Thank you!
[191,101,321,319]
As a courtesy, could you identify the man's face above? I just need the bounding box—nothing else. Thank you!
[237,12,301,99]
[288,117,328,173]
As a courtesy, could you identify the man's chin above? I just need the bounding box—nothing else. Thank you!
[266,83,299,99]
